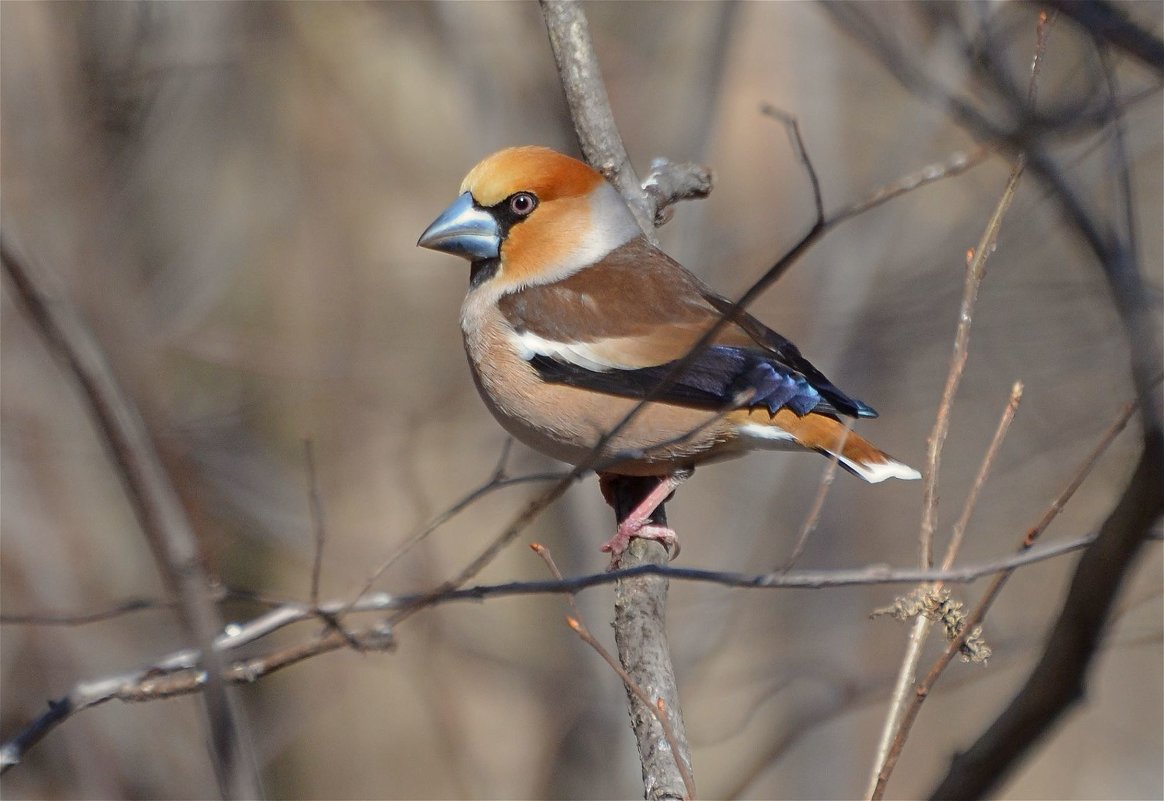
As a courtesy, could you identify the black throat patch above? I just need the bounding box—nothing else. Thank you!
[469,258,500,288]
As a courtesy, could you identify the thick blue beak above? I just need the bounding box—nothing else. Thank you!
[417,192,500,261]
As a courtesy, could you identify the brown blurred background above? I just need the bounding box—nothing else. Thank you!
[2,2,1160,799]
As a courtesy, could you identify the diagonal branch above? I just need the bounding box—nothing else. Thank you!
[0,237,262,798]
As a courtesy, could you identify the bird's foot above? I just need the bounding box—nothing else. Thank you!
[601,520,681,569]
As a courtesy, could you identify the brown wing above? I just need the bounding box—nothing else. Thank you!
[497,237,876,418]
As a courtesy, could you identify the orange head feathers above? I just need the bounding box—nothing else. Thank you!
[419,146,641,290]
[458,146,605,206]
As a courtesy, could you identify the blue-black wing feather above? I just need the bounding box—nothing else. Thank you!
[529,341,875,419]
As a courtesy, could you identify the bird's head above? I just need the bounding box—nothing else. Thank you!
[418,146,642,290]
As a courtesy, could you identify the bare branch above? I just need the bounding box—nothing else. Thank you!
[1040,0,1164,75]
[871,398,1137,800]
[869,112,1031,800]
[642,158,715,226]
[866,14,1055,788]
[870,382,1024,798]
[830,148,989,223]
[928,438,1159,798]
[606,476,695,801]
[919,144,1026,570]
[6,522,1141,772]
[539,0,655,237]
[0,236,261,798]
[342,453,570,618]
[941,382,1025,572]
[761,104,825,222]
[822,8,1162,795]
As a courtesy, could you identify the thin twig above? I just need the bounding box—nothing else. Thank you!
[780,421,851,571]
[0,587,294,627]
[1,598,184,626]
[831,148,989,223]
[866,15,1051,789]
[918,162,1024,568]
[341,454,570,618]
[941,382,1025,572]
[761,104,825,221]
[303,438,326,609]
[866,144,1028,801]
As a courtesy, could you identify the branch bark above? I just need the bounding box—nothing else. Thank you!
[608,477,695,800]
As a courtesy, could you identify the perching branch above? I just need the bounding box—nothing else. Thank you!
[531,543,696,800]
[539,0,655,238]
[539,2,705,796]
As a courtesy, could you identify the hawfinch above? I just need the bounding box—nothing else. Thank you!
[418,146,919,562]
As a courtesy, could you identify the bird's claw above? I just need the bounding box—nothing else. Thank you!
[601,520,681,569]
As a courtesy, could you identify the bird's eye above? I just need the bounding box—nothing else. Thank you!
[509,192,537,216]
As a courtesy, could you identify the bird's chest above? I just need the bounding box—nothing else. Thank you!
[459,293,600,461]
[456,287,736,473]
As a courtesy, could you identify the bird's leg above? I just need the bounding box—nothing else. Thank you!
[597,471,692,566]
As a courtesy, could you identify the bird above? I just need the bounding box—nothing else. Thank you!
[418,146,919,564]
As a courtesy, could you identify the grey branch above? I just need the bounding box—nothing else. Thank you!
[0,237,262,798]
[539,2,705,796]
[540,0,655,237]
[641,158,715,226]
[4,525,1151,773]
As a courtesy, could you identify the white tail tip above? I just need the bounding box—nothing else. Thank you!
[836,454,922,483]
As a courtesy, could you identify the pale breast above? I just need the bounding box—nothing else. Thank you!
[459,291,742,475]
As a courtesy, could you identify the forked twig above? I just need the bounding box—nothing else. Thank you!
[870,382,1023,798]
[873,399,1136,798]
[867,148,1028,801]
[941,383,1025,572]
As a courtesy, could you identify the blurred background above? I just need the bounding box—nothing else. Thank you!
[2,2,1160,798]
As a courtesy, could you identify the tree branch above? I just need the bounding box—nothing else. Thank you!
[820,5,1164,795]
[0,236,262,798]
[539,2,707,795]
[539,0,655,238]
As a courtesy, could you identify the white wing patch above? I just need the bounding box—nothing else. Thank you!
[511,330,643,372]
[737,422,799,450]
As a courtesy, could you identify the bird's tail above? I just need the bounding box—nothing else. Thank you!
[734,408,921,483]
